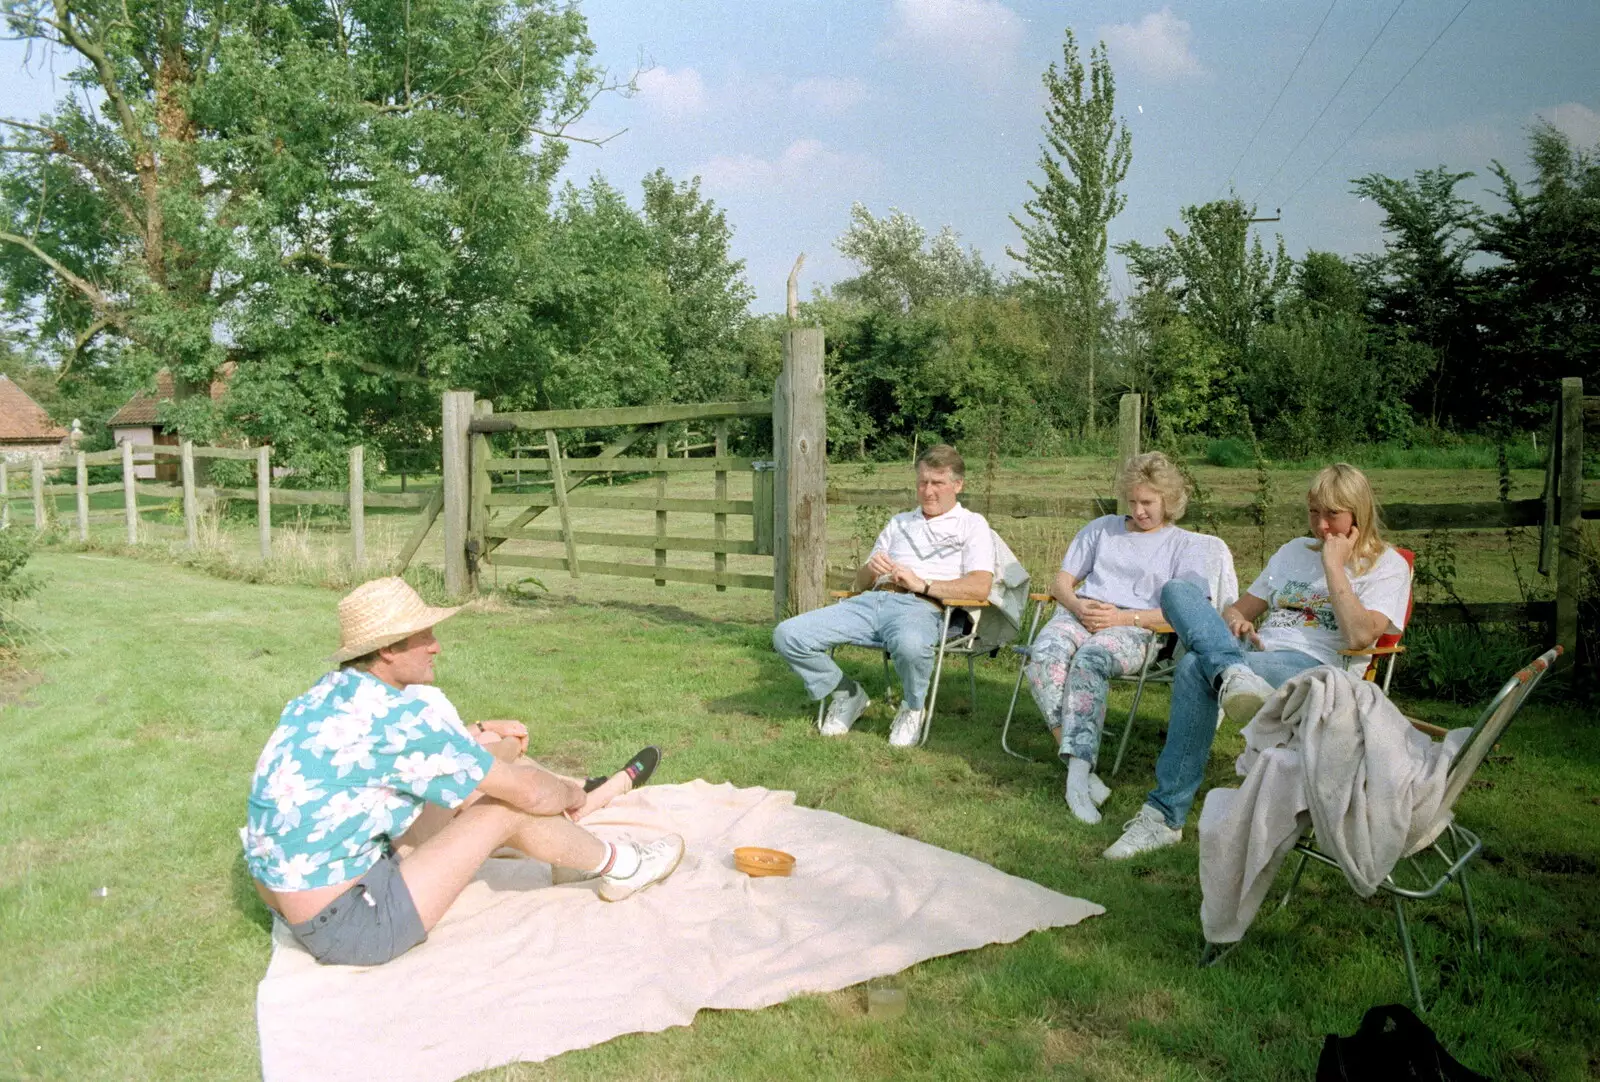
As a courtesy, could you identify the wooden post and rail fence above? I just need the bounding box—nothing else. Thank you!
[4,441,439,571]
[826,381,1598,672]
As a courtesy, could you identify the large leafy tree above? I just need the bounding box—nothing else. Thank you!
[1475,123,1600,425]
[0,0,608,472]
[834,203,994,313]
[1008,28,1131,436]
[1350,167,1479,427]
[641,168,756,403]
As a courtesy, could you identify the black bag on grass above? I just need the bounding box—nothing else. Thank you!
[1316,1004,1489,1081]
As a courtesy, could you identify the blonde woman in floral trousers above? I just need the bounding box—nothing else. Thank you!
[1023,452,1211,824]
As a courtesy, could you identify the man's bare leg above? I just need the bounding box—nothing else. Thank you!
[396,799,606,930]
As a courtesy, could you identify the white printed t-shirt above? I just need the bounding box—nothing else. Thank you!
[1061,515,1210,610]
[1247,537,1411,669]
[870,503,995,584]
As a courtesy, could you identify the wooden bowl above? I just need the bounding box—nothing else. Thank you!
[734,846,795,877]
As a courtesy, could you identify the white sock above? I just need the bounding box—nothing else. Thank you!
[1064,757,1101,825]
[587,842,642,879]
[1088,773,1111,807]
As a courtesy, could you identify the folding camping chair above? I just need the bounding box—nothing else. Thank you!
[998,533,1237,771]
[818,529,1030,748]
[1336,546,1416,694]
[1215,645,1562,1014]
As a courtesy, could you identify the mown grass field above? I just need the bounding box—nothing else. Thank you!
[2,525,1597,1080]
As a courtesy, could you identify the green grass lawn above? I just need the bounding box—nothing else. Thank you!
[2,553,1597,1081]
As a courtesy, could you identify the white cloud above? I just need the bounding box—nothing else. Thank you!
[790,76,870,115]
[1098,8,1205,82]
[883,0,1024,86]
[635,66,707,120]
[1359,119,1512,168]
[698,139,879,194]
[1535,102,1600,149]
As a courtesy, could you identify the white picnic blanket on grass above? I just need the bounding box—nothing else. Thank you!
[255,780,1104,1082]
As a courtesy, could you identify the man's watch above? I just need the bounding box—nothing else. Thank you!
[918,580,932,598]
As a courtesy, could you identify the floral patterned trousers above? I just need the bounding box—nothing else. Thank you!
[1022,609,1154,766]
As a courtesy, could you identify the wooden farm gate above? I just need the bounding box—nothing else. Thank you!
[440,329,828,619]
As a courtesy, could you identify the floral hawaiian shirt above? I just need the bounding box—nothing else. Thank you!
[241,669,496,891]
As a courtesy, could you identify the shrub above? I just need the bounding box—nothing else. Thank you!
[0,529,42,645]
[1204,438,1254,468]
[1396,622,1544,703]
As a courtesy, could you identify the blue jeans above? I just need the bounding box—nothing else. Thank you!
[772,592,943,708]
[1145,580,1320,829]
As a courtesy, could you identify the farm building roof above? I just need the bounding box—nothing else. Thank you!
[0,374,68,444]
[108,367,231,427]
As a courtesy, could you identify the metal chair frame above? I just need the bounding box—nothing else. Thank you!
[1208,645,1562,1014]
[815,593,991,748]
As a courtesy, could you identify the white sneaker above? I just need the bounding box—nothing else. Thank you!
[1102,805,1183,860]
[887,704,925,747]
[818,685,870,736]
[1088,773,1111,807]
[1218,665,1274,725]
[598,834,686,902]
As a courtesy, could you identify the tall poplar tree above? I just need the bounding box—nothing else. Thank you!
[1009,28,1132,436]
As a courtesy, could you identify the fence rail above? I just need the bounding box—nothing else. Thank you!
[5,439,438,569]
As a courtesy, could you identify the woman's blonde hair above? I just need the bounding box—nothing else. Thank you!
[1116,451,1189,523]
[1307,462,1387,574]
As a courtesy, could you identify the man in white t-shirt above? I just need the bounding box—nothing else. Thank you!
[772,444,995,747]
[1104,463,1412,860]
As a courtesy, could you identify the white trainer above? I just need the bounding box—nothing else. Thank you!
[1102,805,1183,860]
[818,685,870,736]
[598,834,686,902]
[1218,664,1275,725]
[887,704,925,747]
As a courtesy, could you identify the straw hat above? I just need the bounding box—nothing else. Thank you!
[330,577,463,664]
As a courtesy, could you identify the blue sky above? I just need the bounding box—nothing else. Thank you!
[1,2,1596,312]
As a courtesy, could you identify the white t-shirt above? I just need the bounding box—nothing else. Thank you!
[870,503,995,584]
[1247,537,1411,669]
[1061,516,1211,610]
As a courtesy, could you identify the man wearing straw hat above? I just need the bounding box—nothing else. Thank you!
[242,577,684,967]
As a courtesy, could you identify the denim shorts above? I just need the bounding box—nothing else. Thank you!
[288,851,427,966]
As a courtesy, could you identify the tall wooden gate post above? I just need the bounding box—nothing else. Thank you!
[1556,377,1583,668]
[773,327,827,620]
[441,390,475,599]
[469,400,493,593]
[1117,393,1142,514]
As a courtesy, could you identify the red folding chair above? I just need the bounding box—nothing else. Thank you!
[1336,546,1415,693]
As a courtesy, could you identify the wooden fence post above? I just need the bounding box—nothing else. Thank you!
[469,400,493,593]
[348,444,365,573]
[257,445,272,560]
[180,439,198,548]
[774,326,827,620]
[714,419,728,592]
[75,451,89,541]
[751,461,775,557]
[441,391,474,599]
[122,439,138,545]
[1117,393,1142,514]
[30,456,44,533]
[1,459,9,530]
[1556,377,1583,667]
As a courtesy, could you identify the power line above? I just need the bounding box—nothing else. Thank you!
[1221,0,1340,195]
[1283,0,1476,207]
[1250,0,1410,206]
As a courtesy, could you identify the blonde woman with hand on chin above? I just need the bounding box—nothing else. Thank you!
[1022,452,1212,825]
[1103,463,1411,860]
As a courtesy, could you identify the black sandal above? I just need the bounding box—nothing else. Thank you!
[583,746,662,792]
